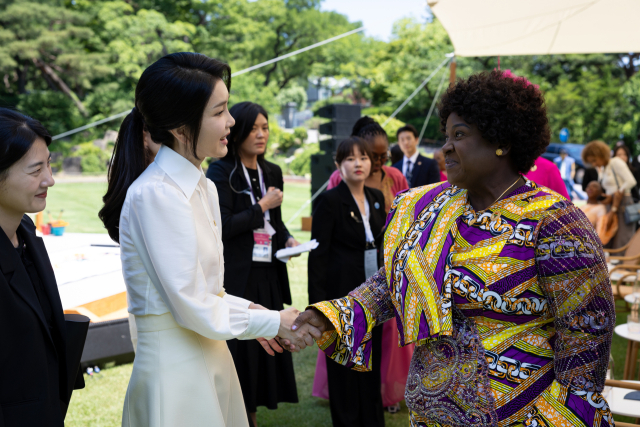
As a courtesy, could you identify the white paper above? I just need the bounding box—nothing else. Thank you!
[275,239,319,263]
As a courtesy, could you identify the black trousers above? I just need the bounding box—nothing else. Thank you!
[326,324,385,427]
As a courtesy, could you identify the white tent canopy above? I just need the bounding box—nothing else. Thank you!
[429,0,640,57]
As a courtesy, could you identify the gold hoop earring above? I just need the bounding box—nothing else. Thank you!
[496,149,503,156]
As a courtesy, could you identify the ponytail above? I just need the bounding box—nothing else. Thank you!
[99,108,146,243]
[98,52,231,243]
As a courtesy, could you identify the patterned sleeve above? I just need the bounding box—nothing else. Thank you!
[310,267,395,372]
[535,202,615,393]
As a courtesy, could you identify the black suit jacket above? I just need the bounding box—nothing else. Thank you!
[0,216,80,427]
[392,153,441,188]
[206,157,292,305]
[308,181,387,304]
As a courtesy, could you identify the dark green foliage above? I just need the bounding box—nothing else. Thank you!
[0,0,637,152]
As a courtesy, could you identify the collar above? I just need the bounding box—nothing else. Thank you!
[404,151,420,164]
[154,145,204,199]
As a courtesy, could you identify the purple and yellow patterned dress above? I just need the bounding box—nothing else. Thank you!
[312,180,615,427]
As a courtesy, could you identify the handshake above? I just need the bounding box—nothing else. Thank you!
[256,307,335,356]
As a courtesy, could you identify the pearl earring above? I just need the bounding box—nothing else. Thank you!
[496,149,503,156]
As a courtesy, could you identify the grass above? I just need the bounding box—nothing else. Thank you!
[46,181,631,426]
[41,182,108,233]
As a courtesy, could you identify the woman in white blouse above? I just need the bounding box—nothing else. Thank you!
[98,53,317,427]
[583,139,638,248]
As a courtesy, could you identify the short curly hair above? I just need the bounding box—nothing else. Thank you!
[438,70,550,174]
[582,140,610,164]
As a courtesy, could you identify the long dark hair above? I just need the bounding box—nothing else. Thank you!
[223,101,269,164]
[614,144,635,171]
[99,52,231,242]
[0,108,51,184]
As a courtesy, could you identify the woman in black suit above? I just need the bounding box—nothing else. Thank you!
[0,108,83,427]
[308,136,387,427]
[206,102,299,426]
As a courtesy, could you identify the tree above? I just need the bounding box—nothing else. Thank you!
[0,0,109,116]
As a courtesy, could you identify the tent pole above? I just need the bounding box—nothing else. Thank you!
[449,57,457,83]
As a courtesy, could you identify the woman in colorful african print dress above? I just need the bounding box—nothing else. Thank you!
[290,71,616,427]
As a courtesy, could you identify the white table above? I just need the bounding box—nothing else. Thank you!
[615,324,640,380]
[42,233,126,309]
[605,380,640,419]
[625,293,640,305]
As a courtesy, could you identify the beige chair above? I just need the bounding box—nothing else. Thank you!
[605,230,640,308]
[608,265,638,307]
[604,380,640,426]
[605,229,640,263]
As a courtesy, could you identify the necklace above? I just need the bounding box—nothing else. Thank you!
[469,176,523,225]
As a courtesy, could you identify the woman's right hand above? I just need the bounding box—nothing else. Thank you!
[278,307,321,351]
[258,186,283,212]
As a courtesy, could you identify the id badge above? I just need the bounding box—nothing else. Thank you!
[364,248,378,278]
[252,228,272,262]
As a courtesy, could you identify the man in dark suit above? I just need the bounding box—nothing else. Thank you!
[392,124,441,188]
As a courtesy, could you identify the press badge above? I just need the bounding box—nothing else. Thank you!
[364,248,378,278]
[253,221,277,262]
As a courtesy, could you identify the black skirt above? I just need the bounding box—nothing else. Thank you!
[227,263,298,412]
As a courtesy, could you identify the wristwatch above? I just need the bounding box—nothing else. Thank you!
[612,207,618,213]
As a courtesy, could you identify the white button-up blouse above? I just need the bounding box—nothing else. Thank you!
[119,145,280,340]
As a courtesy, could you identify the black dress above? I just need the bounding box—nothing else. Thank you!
[308,182,387,427]
[206,159,298,413]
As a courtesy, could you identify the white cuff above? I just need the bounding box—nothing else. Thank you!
[241,309,281,340]
[222,293,252,310]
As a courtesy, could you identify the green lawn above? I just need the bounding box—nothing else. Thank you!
[46,181,633,426]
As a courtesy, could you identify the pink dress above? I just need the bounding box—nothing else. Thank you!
[315,165,413,407]
[525,157,570,199]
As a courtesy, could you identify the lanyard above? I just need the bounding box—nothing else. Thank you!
[242,163,270,222]
[352,194,375,243]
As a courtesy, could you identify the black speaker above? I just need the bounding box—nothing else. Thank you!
[311,104,361,206]
[316,104,362,121]
[311,153,336,195]
[319,121,355,138]
[319,138,341,153]
[80,317,135,368]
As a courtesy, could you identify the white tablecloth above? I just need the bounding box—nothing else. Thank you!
[42,233,125,309]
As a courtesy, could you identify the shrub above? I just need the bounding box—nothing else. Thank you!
[73,142,110,173]
[368,114,405,143]
[311,95,351,114]
[290,143,320,177]
[269,122,299,153]
[293,127,308,143]
[275,85,308,111]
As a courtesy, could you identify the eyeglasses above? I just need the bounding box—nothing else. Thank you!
[371,151,390,163]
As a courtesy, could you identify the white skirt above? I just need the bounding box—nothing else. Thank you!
[122,312,249,427]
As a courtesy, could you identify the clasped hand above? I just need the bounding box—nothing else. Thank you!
[254,306,334,355]
[278,308,334,352]
[276,307,322,351]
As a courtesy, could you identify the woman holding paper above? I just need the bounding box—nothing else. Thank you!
[308,136,387,427]
[206,101,299,426]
